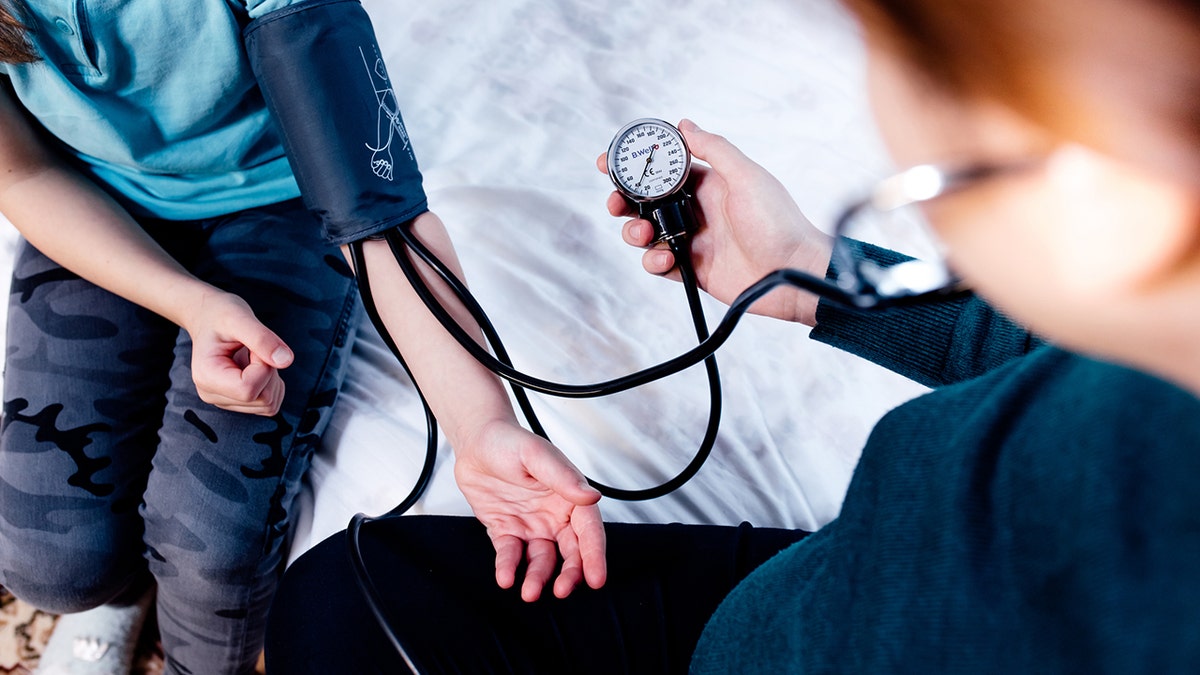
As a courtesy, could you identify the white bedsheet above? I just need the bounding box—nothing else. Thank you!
[0,0,931,565]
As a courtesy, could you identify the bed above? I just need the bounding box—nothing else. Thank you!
[0,0,930,566]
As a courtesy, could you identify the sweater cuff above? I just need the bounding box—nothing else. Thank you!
[810,243,964,388]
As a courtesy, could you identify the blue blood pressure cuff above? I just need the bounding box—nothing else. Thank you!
[244,0,428,245]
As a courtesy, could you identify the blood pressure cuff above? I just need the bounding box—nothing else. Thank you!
[243,0,428,245]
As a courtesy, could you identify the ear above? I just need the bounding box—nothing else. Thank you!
[1042,143,1200,295]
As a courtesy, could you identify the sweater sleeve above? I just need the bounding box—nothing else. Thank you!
[809,243,1043,387]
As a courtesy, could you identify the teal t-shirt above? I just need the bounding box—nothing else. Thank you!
[1,0,310,219]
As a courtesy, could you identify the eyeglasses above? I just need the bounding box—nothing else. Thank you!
[827,160,1038,310]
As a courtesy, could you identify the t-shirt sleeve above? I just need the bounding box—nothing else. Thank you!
[241,0,307,19]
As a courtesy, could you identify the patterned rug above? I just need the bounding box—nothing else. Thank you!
[0,586,54,674]
[1,586,164,674]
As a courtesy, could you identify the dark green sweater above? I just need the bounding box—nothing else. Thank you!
[691,293,1200,673]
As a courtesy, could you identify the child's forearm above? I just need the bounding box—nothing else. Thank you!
[0,87,216,329]
[341,212,519,451]
[0,166,220,327]
[346,214,609,599]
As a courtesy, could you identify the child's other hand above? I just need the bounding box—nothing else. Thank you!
[453,420,606,602]
[184,290,294,416]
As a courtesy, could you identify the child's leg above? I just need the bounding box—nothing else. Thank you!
[141,200,358,675]
[0,238,178,611]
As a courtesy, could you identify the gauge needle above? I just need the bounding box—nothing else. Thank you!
[634,145,657,187]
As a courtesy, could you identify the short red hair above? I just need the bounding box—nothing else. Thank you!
[842,0,1200,179]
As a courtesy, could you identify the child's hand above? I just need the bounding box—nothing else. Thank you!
[453,420,606,602]
[184,290,294,416]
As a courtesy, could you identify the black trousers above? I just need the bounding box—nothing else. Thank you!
[265,515,807,674]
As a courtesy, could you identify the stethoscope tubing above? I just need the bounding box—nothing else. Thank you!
[383,225,724,501]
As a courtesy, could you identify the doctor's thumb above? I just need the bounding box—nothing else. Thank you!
[679,119,751,172]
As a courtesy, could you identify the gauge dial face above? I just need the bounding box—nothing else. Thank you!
[607,118,691,201]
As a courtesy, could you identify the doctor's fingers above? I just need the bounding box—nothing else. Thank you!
[642,246,683,281]
[678,120,756,175]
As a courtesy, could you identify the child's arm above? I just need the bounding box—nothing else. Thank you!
[0,84,293,416]
[242,3,606,598]
[347,214,607,602]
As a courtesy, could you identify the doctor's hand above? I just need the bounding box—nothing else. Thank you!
[599,119,833,326]
[453,419,607,602]
[184,290,293,416]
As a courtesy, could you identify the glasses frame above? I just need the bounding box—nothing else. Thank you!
[827,160,1038,310]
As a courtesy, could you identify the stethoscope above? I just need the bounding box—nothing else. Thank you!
[341,118,881,673]
[353,118,718,506]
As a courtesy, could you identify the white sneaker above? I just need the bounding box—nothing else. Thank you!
[34,585,154,675]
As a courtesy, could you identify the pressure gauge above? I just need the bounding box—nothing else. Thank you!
[605,118,699,244]
[607,118,692,202]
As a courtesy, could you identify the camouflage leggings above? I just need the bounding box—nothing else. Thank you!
[0,199,360,675]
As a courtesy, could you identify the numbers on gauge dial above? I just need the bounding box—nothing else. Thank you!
[611,121,689,200]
